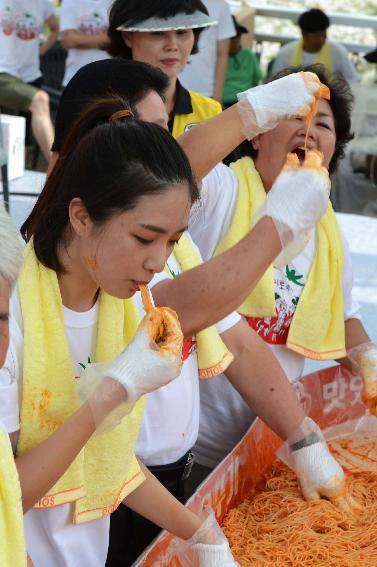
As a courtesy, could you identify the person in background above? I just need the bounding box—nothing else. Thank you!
[179,0,235,101]
[270,8,359,83]
[222,15,262,108]
[107,0,223,138]
[0,0,58,163]
[60,0,112,87]
[49,58,169,172]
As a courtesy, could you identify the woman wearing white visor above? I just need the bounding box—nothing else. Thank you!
[107,0,223,138]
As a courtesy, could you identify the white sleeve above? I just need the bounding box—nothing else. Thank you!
[0,347,19,434]
[216,311,241,334]
[189,163,238,261]
[0,290,24,434]
[216,0,236,41]
[43,0,56,21]
[60,0,79,31]
[341,232,361,321]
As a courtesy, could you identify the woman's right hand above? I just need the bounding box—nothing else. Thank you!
[78,306,183,428]
[105,306,183,404]
[237,71,328,138]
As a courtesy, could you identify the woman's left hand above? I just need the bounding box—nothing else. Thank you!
[173,509,240,567]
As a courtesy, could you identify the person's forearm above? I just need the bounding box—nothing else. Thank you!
[153,217,281,337]
[123,462,201,539]
[15,379,124,512]
[213,39,230,102]
[39,30,58,55]
[61,30,108,50]
[178,104,245,182]
[15,402,96,512]
[39,16,59,56]
[222,321,305,440]
[337,318,371,369]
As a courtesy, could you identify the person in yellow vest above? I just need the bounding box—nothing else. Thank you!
[3,112,245,566]
[185,64,375,481]
[270,9,359,83]
[107,0,223,138]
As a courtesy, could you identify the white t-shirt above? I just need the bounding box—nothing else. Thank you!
[179,0,235,97]
[0,0,55,82]
[270,39,360,83]
[1,291,109,567]
[61,0,111,86]
[135,232,240,466]
[189,164,361,467]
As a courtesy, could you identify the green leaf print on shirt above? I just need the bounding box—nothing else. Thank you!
[285,265,305,287]
[78,356,92,371]
[166,263,178,279]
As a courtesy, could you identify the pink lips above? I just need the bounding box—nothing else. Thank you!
[160,58,179,66]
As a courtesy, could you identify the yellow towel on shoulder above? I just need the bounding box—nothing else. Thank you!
[214,156,346,361]
[215,157,276,317]
[17,242,145,524]
[0,429,26,566]
[170,233,234,378]
[290,39,333,76]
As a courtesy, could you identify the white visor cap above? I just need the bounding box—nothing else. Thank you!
[117,10,218,32]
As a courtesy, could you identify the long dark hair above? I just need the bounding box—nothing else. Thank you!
[107,0,208,59]
[22,96,199,272]
[237,64,354,174]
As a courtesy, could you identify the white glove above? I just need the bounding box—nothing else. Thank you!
[192,542,238,566]
[172,508,239,567]
[237,71,329,139]
[256,150,330,268]
[277,417,355,511]
[78,306,183,430]
[348,342,377,415]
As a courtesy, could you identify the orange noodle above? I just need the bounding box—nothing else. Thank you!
[222,437,377,566]
[139,284,153,313]
[304,83,330,154]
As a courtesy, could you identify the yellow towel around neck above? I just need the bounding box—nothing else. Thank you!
[17,242,145,524]
[214,156,346,361]
[290,39,333,76]
[215,157,276,318]
[0,429,26,566]
[169,233,234,378]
